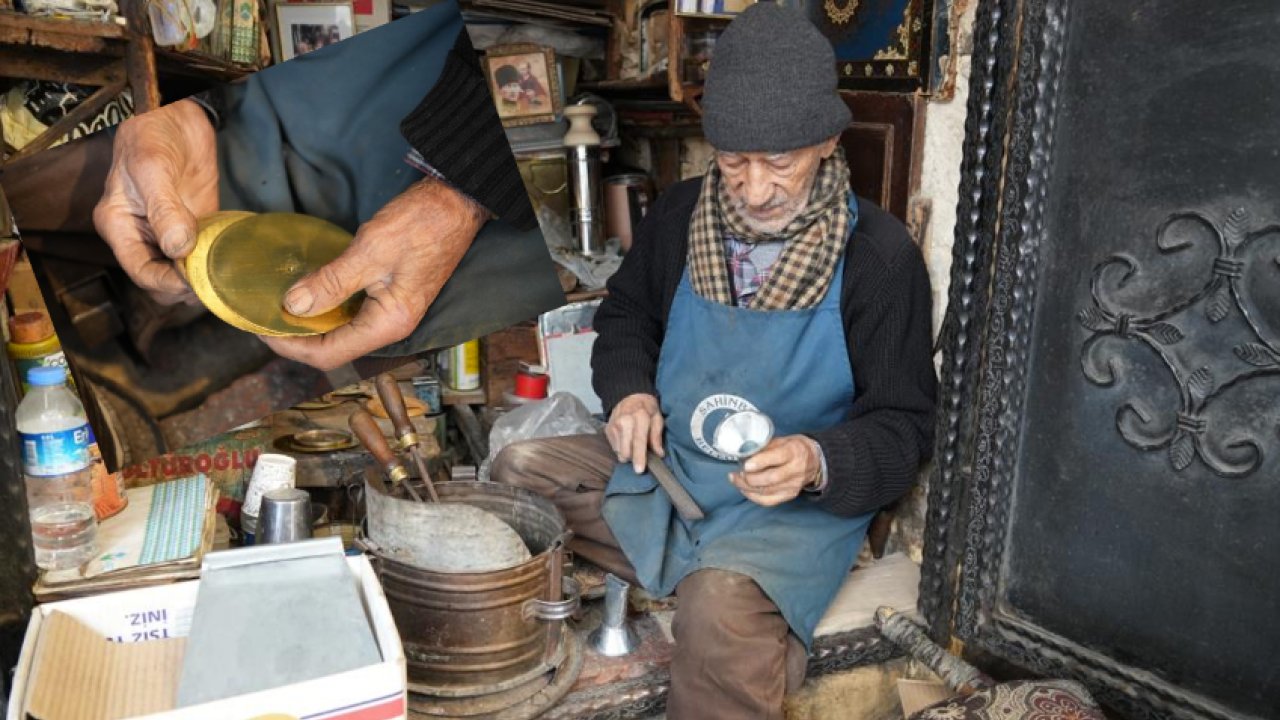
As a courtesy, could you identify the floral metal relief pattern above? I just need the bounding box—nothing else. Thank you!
[1078,208,1280,477]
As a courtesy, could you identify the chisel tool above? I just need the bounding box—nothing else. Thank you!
[349,408,422,501]
[374,372,439,502]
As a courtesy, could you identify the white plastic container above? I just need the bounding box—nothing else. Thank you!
[16,366,97,570]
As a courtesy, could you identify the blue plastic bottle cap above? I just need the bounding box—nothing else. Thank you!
[27,366,67,387]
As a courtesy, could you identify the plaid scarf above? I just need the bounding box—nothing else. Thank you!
[688,148,853,310]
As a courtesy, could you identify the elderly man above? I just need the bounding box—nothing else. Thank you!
[492,4,936,718]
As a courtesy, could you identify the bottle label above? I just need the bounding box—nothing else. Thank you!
[16,352,73,395]
[21,423,92,477]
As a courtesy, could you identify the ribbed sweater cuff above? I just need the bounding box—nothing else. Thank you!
[399,31,536,231]
[592,365,657,416]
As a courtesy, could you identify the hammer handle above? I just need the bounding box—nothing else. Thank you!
[350,409,402,476]
[647,452,705,522]
[374,373,415,442]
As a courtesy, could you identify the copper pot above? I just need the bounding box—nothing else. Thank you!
[364,479,578,696]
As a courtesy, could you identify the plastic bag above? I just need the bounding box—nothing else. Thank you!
[478,392,603,482]
[147,0,217,47]
[537,205,623,291]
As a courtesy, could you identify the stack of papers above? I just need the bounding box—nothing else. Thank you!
[35,475,220,601]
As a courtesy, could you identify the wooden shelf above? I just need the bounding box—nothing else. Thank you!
[591,0,727,114]
[578,75,667,94]
[665,0,715,114]
[0,5,266,165]
[0,11,126,52]
[672,11,734,22]
[156,48,260,82]
[441,386,486,407]
[0,4,160,121]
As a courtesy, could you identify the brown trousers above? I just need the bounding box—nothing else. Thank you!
[492,434,807,720]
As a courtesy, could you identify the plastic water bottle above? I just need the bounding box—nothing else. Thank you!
[16,366,98,570]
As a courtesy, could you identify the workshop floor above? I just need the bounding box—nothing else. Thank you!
[546,553,923,720]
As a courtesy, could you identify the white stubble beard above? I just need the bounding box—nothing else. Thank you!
[728,194,807,235]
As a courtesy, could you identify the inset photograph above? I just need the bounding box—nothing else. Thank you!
[2,1,567,469]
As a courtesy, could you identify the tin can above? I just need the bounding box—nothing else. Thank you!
[440,340,480,391]
[513,369,550,400]
[7,312,72,395]
[411,376,443,414]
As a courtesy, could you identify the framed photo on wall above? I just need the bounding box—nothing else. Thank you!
[483,44,562,128]
[272,2,356,63]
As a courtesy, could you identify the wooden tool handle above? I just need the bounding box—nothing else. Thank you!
[647,452,705,521]
[350,409,399,471]
[374,373,414,441]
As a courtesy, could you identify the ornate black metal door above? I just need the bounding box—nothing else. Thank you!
[922,1,1280,718]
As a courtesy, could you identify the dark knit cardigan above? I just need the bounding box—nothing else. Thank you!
[591,178,937,518]
[400,31,536,231]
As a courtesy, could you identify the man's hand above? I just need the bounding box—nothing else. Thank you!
[730,435,822,507]
[606,393,664,473]
[93,99,219,306]
[261,176,487,370]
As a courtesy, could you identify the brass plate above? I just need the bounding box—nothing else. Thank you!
[185,212,364,337]
[293,429,355,450]
[272,430,358,454]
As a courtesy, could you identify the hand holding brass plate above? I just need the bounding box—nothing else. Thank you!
[185,212,365,336]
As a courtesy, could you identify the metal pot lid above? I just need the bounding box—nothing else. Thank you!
[185,212,363,337]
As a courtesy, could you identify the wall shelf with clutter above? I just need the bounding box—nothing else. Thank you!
[0,0,269,165]
[663,0,750,114]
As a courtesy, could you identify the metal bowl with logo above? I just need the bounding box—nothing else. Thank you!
[711,410,775,462]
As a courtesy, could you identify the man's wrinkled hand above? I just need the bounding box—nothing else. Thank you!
[260,176,487,370]
[92,99,219,306]
[606,393,664,474]
[729,435,821,507]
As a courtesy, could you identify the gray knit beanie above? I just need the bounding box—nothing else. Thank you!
[701,2,849,153]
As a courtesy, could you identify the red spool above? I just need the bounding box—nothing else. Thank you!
[514,371,549,399]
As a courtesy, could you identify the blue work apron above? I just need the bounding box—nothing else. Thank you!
[602,206,875,648]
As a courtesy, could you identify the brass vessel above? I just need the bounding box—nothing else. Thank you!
[186,212,364,336]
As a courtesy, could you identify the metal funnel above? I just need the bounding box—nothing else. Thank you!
[589,573,639,657]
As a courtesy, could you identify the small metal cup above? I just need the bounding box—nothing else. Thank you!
[257,487,313,545]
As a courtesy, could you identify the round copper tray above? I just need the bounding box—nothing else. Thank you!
[407,632,583,719]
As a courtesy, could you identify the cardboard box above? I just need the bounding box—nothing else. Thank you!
[9,554,406,720]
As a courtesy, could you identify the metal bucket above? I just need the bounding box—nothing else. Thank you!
[363,478,578,696]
